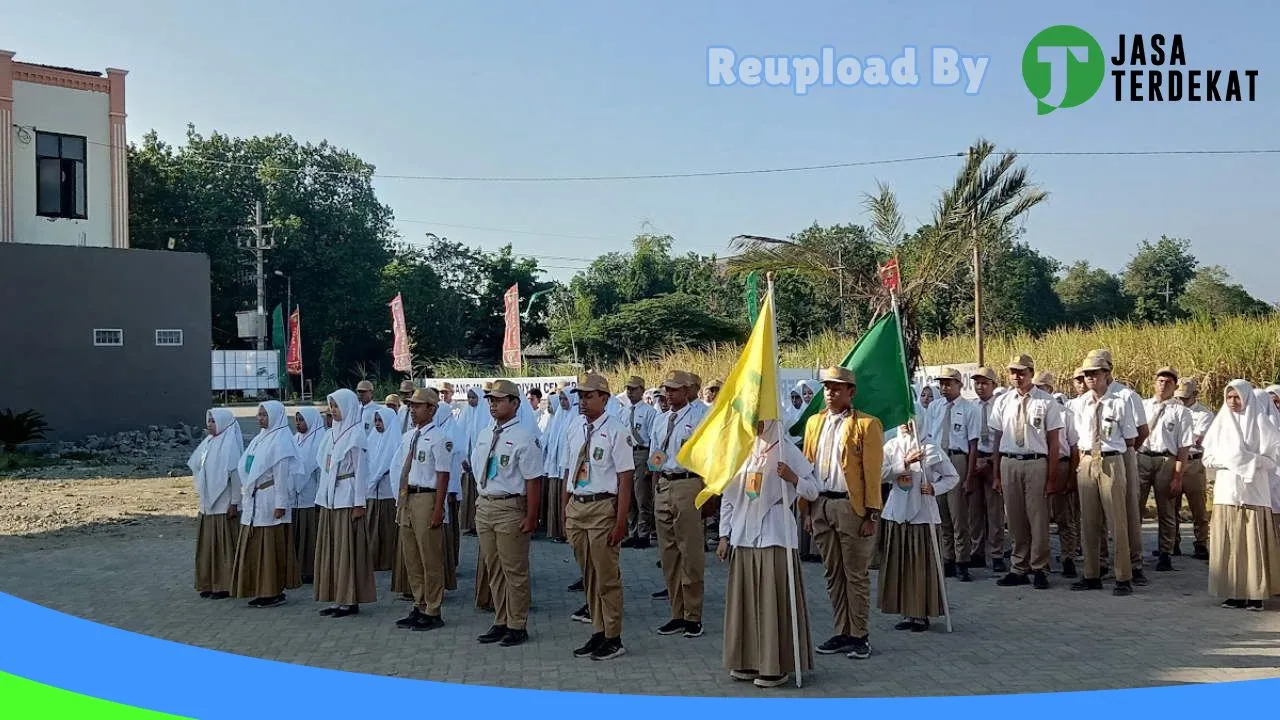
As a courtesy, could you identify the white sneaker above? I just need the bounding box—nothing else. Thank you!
[754,674,790,688]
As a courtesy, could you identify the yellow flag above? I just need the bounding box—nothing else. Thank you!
[680,287,779,508]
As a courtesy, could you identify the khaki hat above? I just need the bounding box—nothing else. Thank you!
[661,370,690,390]
[1007,354,1034,371]
[624,375,645,389]
[574,373,612,395]
[933,366,962,382]
[819,366,856,386]
[1154,366,1179,381]
[1174,378,1198,398]
[708,379,723,390]
[1081,351,1111,372]
[355,380,375,392]
[1072,367,1086,380]
[404,388,440,406]
[485,379,519,399]
[1090,349,1113,364]
[440,382,455,392]
[972,366,998,382]
[398,380,415,394]
[1032,371,1055,387]
[385,394,402,405]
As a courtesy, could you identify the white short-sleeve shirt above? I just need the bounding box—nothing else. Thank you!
[562,414,635,495]
[470,418,544,497]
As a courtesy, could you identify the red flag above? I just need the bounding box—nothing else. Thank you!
[286,308,303,376]
[502,284,522,369]
[389,293,412,373]
[879,257,901,293]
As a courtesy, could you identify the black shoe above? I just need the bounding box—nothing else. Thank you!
[571,604,591,623]
[1132,570,1149,586]
[802,553,822,563]
[683,622,704,638]
[1246,600,1265,612]
[1173,543,1183,556]
[997,572,1029,587]
[1156,553,1173,572]
[1032,571,1049,590]
[478,625,509,643]
[846,636,872,659]
[991,559,1007,574]
[478,604,494,613]
[591,637,626,661]
[894,619,916,631]
[247,597,268,607]
[944,561,957,578]
[1193,542,1210,560]
[568,579,584,592]
[910,619,930,633]
[1221,599,1246,609]
[319,606,339,616]
[657,619,686,635]
[816,635,856,655]
[1071,578,1103,591]
[1100,565,1112,579]
[399,593,414,602]
[574,632,605,658]
[1151,549,1162,558]
[632,538,652,549]
[258,594,286,608]
[396,609,423,628]
[970,553,987,568]
[330,605,359,618]
[1061,558,1077,578]
[1113,581,1133,597]
[652,589,669,600]
[301,575,314,584]
[199,591,213,599]
[411,614,444,631]
[958,565,972,582]
[209,591,230,600]
[621,537,638,548]
[499,628,529,647]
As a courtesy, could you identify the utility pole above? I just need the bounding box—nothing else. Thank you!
[1159,279,1174,305]
[973,237,984,367]
[240,201,275,351]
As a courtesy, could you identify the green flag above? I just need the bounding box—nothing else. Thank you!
[271,304,287,392]
[787,312,915,439]
[745,272,760,326]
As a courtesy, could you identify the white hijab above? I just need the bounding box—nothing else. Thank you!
[239,401,298,493]
[316,389,369,503]
[730,421,806,535]
[365,406,401,482]
[1204,380,1280,480]
[293,407,326,478]
[188,408,243,513]
[542,390,580,476]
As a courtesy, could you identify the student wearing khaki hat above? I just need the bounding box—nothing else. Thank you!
[1034,371,1081,579]
[391,388,453,631]
[922,366,980,582]
[355,380,379,436]
[966,366,1007,573]
[1089,349,1151,585]
[621,376,658,550]
[988,354,1064,590]
[1175,379,1213,560]
[1138,367,1193,571]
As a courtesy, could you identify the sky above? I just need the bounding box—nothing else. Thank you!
[7,0,1276,299]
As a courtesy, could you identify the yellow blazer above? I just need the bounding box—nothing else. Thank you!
[801,409,885,518]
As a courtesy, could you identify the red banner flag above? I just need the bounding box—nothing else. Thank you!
[389,293,412,373]
[286,307,303,376]
[502,284,522,369]
[879,257,901,294]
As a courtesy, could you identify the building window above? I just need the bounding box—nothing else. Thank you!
[155,329,184,347]
[36,131,88,220]
[93,329,123,347]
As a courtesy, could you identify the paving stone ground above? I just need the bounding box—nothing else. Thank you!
[1,514,1278,697]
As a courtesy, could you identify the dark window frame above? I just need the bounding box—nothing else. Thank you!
[35,131,88,220]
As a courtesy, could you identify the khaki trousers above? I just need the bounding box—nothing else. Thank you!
[1178,458,1211,545]
[967,457,1005,561]
[656,475,706,622]
[1049,458,1080,562]
[628,447,655,540]
[1123,449,1144,568]
[476,495,531,630]
[1000,457,1051,574]
[938,452,972,563]
[568,496,624,638]
[400,491,447,615]
[810,495,875,639]
[1138,453,1181,554]
[1078,454,1132,582]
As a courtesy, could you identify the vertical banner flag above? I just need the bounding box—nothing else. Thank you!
[879,257,901,293]
[286,308,303,376]
[745,271,760,327]
[502,284,522,369]
[388,293,412,373]
[271,304,287,391]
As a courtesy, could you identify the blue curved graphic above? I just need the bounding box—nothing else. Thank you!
[0,590,1274,718]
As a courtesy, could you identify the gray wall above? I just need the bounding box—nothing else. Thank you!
[0,243,211,441]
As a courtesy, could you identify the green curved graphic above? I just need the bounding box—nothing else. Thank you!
[0,671,190,719]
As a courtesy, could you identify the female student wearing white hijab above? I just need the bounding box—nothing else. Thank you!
[878,423,958,632]
[231,400,301,608]
[543,388,578,543]
[190,408,244,600]
[314,388,378,617]
[365,406,401,572]
[1203,380,1280,610]
[292,407,326,584]
[459,386,488,536]
[715,420,818,689]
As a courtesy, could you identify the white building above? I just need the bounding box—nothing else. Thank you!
[0,51,128,249]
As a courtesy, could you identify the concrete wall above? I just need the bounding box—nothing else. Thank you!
[11,81,113,247]
[0,243,211,441]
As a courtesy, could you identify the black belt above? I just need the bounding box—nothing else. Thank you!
[819,491,849,499]
[406,486,436,494]
[1003,453,1047,461]
[947,449,968,457]
[633,445,649,451]
[1188,452,1203,461]
[977,451,993,458]
[480,493,522,501]
[1082,450,1122,458]
[660,471,695,480]
[571,492,616,504]
[1140,451,1175,458]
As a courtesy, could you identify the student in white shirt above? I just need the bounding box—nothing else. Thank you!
[1137,367,1193,572]
[1089,349,1150,585]
[621,376,659,550]
[1034,373,1081,580]
[966,367,1006,574]
[189,408,243,600]
[314,389,377,618]
[922,366,980,582]
[391,388,453,631]
[364,406,400,572]
[1175,379,1214,560]
[291,407,325,585]
[231,400,300,608]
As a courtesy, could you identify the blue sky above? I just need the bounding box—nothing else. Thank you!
[7,0,1276,298]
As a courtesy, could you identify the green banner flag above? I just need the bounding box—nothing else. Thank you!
[745,272,760,326]
[271,304,287,392]
[788,312,915,439]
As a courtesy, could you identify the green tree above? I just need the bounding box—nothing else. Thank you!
[1056,261,1129,325]
[1178,266,1272,320]
[981,242,1064,335]
[1121,235,1198,323]
[575,293,747,363]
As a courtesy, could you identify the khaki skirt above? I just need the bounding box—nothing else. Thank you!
[1210,503,1280,600]
[723,546,812,676]
[366,498,399,571]
[315,507,378,605]
[292,505,319,580]
[545,477,567,540]
[878,520,946,618]
[461,473,478,533]
[231,524,300,598]
[195,512,239,593]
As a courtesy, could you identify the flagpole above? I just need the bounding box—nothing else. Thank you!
[766,274,804,688]
[888,272,953,634]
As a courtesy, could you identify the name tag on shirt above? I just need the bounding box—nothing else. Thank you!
[648,450,667,471]
[244,455,255,473]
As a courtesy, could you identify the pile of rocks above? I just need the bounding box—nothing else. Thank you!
[35,424,203,475]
